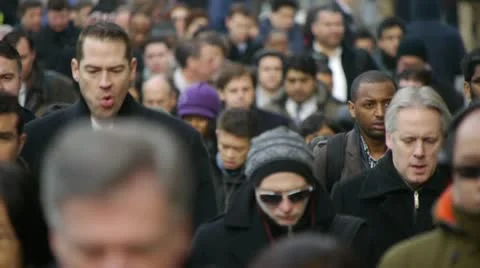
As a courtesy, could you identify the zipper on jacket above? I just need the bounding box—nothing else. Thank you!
[413,190,419,225]
[288,226,293,237]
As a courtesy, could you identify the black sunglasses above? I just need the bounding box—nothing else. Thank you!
[257,186,314,205]
[454,165,480,179]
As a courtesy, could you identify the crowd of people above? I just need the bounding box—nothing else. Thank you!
[0,0,479,267]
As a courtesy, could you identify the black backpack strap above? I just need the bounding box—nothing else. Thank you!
[325,133,347,192]
[328,214,365,245]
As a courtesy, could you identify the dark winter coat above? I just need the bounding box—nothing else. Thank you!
[189,180,373,268]
[250,107,292,136]
[34,23,80,71]
[24,63,78,115]
[332,151,450,265]
[21,94,218,264]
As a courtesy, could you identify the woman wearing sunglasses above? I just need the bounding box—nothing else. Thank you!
[189,127,373,268]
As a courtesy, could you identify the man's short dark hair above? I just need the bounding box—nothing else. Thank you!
[250,233,357,268]
[74,0,94,11]
[271,0,298,12]
[254,49,286,69]
[195,32,229,56]
[299,112,342,138]
[216,63,255,91]
[3,30,35,52]
[47,0,70,11]
[217,108,257,139]
[144,35,173,51]
[396,67,433,86]
[228,3,252,18]
[76,21,132,62]
[174,40,202,69]
[461,48,480,82]
[285,54,317,78]
[354,28,375,44]
[350,70,397,101]
[313,3,343,24]
[0,92,23,135]
[377,16,406,39]
[18,0,43,18]
[0,41,22,73]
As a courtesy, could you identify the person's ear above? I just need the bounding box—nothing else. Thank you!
[130,57,137,81]
[17,133,26,157]
[464,81,471,102]
[348,100,356,119]
[71,58,79,82]
[386,132,393,150]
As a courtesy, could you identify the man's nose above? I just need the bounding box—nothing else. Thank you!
[99,72,112,89]
[413,141,425,158]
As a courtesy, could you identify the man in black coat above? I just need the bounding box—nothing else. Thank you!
[3,30,79,115]
[34,0,80,71]
[308,4,378,103]
[190,127,372,268]
[225,3,262,65]
[332,86,452,266]
[0,40,35,123]
[21,22,217,266]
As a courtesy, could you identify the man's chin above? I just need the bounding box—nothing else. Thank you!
[367,132,385,141]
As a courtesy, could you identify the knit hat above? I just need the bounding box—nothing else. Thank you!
[177,82,221,119]
[397,37,428,62]
[245,126,315,186]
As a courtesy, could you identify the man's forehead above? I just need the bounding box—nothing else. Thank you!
[472,65,480,78]
[457,110,480,140]
[81,37,128,58]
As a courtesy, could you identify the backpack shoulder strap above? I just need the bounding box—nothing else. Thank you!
[325,132,348,192]
[328,214,365,245]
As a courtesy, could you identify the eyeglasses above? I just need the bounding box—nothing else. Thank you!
[454,165,480,179]
[257,186,314,205]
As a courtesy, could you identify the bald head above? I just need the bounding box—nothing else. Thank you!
[142,75,176,113]
[452,109,480,213]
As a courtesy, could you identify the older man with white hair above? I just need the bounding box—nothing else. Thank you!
[332,86,453,266]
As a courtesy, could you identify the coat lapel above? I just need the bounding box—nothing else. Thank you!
[228,214,270,266]
[344,129,363,177]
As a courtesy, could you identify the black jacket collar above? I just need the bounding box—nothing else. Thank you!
[358,151,450,199]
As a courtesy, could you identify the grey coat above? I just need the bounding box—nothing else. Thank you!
[313,129,365,192]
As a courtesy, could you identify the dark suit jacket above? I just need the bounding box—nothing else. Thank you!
[251,107,291,136]
[310,46,378,101]
[34,23,80,71]
[20,106,35,124]
[227,39,263,65]
[331,151,450,265]
[21,94,218,264]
